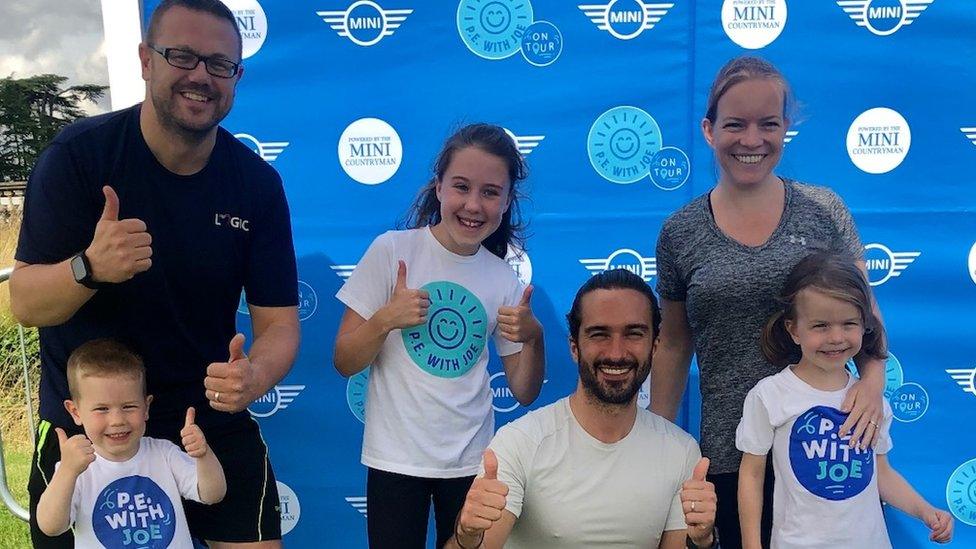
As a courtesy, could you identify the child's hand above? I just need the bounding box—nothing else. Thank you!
[923,508,953,544]
[379,260,429,330]
[56,427,95,476]
[180,407,209,459]
[497,285,541,343]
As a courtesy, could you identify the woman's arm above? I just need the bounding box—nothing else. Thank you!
[650,299,694,421]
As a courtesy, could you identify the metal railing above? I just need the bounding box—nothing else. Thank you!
[0,266,32,522]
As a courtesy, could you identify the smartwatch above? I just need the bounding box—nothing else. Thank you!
[70,251,102,290]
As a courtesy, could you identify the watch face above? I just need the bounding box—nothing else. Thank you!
[70,254,88,282]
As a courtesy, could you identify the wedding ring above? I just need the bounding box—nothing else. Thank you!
[214,391,221,403]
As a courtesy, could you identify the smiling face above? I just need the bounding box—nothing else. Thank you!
[430,308,466,350]
[480,2,512,33]
[65,374,151,462]
[610,128,640,160]
[571,288,656,406]
[702,77,786,189]
[786,288,864,376]
[139,5,242,140]
[430,146,512,256]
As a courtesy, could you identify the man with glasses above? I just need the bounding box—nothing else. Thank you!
[13,1,299,548]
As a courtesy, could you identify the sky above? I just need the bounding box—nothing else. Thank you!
[0,0,110,114]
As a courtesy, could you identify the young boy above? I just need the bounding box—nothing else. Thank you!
[36,339,226,548]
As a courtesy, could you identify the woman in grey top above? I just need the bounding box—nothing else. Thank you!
[651,57,887,549]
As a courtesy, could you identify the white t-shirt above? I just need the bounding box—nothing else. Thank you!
[64,437,200,549]
[337,227,524,477]
[489,397,700,548]
[736,367,894,549]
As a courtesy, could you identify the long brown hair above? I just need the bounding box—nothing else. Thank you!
[761,252,887,367]
[403,124,527,259]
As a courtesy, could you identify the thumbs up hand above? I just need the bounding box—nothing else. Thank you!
[85,185,153,284]
[377,260,430,331]
[497,285,541,343]
[55,427,95,476]
[680,457,717,547]
[205,333,257,413]
[456,449,509,544]
[180,407,210,458]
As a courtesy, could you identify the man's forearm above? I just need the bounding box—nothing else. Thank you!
[10,260,96,327]
[248,321,300,401]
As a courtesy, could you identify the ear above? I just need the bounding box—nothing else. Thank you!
[138,43,153,82]
[434,178,444,203]
[701,118,715,147]
[784,319,800,345]
[64,400,83,427]
[145,394,153,418]
[568,336,580,364]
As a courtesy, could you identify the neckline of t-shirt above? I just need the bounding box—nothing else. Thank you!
[93,436,146,467]
[782,365,855,397]
[701,177,795,253]
[562,397,638,450]
[132,103,221,181]
[423,225,483,264]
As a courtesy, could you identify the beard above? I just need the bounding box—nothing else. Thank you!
[151,80,230,142]
[578,354,651,406]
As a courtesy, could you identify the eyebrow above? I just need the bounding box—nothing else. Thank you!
[583,323,649,334]
[168,44,235,60]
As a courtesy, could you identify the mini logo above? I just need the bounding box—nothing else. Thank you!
[946,458,976,526]
[235,133,290,162]
[587,106,662,184]
[338,118,403,185]
[345,496,368,517]
[790,407,874,500]
[961,127,976,146]
[722,0,787,49]
[277,481,301,535]
[580,248,656,283]
[248,385,306,418]
[969,242,976,285]
[490,371,520,412]
[331,263,357,279]
[505,244,532,285]
[316,1,413,47]
[222,0,269,59]
[847,107,911,174]
[93,476,177,548]
[504,128,545,156]
[784,130,799,145]
[298,280,318,321]
[945,367,976,397]
[214,213,250,232]
[520,21,563,66]
[457,0,534,60]
[346,366,370,423]
[836,0,934,36]
[863,243,920,286]
[402,282,487,378]
[648,146,690,190]
[889,382,928,422]
[847,353,903,399]
[578,0,675,40]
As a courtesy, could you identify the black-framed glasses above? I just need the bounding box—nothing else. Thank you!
[149,45,241,79]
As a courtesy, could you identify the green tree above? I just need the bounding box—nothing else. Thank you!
[0,74,106,181]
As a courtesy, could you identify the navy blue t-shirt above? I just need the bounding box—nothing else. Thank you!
[16,104,298,436]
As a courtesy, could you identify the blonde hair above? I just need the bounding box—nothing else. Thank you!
[67,339,146,400]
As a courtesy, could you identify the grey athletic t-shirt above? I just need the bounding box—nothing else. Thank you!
[655,179,863,474]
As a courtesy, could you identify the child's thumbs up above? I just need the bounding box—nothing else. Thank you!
[184,407,196,429]
[483,448,499,480]
[55,427,68,447]
[692,457,710,481]
[395,260,408,290]
[519,285,533,306]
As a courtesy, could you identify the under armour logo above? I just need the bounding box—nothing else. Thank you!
[789,235,807,246]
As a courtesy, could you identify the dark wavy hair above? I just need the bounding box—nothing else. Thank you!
[403,123,527,259]
[704,56,795,125]
[566,269,661,341]
[761,252,887,367]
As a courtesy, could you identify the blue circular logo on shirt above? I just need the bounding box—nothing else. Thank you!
[93,475,177,548]
[889,382,929,422]
[648,146,690,190]
[346,366,370,423]
[520,21,562,67]
[457,0,534,60]
[587,106,662,184]
[789,406,874,501]
[947,458,976,526]
[401,281,487,378]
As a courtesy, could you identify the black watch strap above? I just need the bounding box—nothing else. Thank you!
[71,252,103,290]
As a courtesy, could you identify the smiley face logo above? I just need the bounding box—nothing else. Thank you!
[457,0,534,60]
[402,281,488,378]
[480,2,511,34]
[587,106,663,184]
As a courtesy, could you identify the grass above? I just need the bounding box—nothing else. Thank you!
[0,215,37,546]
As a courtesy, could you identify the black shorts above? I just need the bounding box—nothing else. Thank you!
[28,416,281,547]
